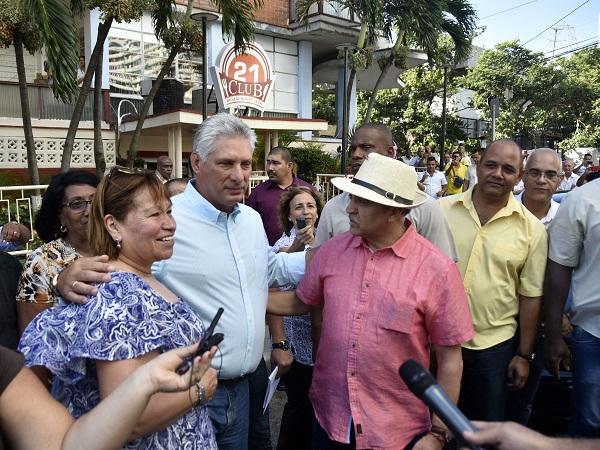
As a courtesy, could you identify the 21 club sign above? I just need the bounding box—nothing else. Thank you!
[211,42,275,112]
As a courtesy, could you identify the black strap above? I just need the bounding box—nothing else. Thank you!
[350,178,413,205]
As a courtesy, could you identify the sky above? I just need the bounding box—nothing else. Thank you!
[469,0,599,57]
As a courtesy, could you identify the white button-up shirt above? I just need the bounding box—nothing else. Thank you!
[153,182,304,379]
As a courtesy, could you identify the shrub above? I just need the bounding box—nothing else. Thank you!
[290,142,339,184]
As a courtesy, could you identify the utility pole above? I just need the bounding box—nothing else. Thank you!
[439,65,450,169]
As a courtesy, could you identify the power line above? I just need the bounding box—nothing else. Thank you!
[480,0,538,20]
[522,0,591,45]
[543,40,598,61]
[543,35,597,55]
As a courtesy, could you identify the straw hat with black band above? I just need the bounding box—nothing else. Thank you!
[331,153,428,208]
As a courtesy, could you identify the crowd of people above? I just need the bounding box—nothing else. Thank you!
[0,112,599,450]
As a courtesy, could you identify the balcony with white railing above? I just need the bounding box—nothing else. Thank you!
[0,81,95,121]
[289,0,356,23]
[289,0,359,26]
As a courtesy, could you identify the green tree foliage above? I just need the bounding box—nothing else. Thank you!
[312,89,337,124]
[364,0,477,122]
[461,42,600,149]
[289,143,339,184]
[0,0,78,102]
[357,65,466,154]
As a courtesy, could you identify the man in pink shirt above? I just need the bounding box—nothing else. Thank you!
[268,154,474,449]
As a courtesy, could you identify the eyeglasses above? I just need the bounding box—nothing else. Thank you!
[62,198,93,212]
[108,165,146,178]
[525,169,559,180]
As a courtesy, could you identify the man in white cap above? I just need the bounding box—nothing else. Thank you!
[268,153,474,450]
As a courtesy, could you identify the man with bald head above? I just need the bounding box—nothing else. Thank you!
[506,148,561,424]
[518,148,562,225]
[155,155,173,183]
[440,139,548,422]
[558,159,579,192]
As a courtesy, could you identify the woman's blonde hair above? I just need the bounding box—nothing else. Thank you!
[88,168,170,259]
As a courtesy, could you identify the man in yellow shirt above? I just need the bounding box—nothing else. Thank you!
[439,139,547,422]
[445,151,468,195]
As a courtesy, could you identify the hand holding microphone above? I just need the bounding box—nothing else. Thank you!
[399,359,484,450]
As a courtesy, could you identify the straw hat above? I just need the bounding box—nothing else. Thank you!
[331,153,428,208]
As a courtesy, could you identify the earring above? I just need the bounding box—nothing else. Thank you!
[60,224,67,233]
[113,236,122,249]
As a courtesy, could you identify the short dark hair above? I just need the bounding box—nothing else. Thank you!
[35,170,99,243]
[354,123,394,146]
[584,153,592,158]
[426,156,437,163]
[269,146,292,164]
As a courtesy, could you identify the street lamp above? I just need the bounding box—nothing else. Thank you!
[439,64,450,170]
[116,99,139,156]
[336,43,356,175]
[191,11,219,122]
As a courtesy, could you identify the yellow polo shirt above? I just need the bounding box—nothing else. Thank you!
[439,188,548,350]
[445,164,468,195]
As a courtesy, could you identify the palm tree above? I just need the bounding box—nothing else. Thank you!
[297,0,382,136]
[93,44,105,177]
[1,0,78,184]
[60,0,135,172]
[364,0,477,122]
[126,0,263,167]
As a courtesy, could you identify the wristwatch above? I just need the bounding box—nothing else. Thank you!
[272,339,291,351]
[516,350,535,363]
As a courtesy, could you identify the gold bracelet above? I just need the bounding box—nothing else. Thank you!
[194,381,206,407]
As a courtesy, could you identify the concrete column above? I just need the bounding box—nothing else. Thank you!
[272,131,279,147]
[174,126,183,178]
[167,127,176,173]
[298,41,313,140]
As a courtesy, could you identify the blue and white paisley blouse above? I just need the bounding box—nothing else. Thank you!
[18,271,217,450]
[272,230,314,367]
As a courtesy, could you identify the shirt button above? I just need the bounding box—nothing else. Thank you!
[356,314,361,320]
[351,372,356,376]
[364,283,370,288]
[352,343,356,348]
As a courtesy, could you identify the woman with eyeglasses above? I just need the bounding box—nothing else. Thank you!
[18,168,218,449]
[16,170,99,335]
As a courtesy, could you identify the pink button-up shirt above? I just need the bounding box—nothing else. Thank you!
[297,225,473,449]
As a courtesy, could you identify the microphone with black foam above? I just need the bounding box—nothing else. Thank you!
[399,359,484,450]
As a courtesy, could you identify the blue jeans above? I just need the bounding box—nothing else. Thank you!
[506,332,544,425]
[207,378,250,450]
[248,358,272,450]
[459,337,515,421]
[569,326,600,437]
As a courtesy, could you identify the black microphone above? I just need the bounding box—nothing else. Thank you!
[399,359,484,450]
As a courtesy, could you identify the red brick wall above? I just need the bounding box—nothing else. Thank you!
[178,0,289,29]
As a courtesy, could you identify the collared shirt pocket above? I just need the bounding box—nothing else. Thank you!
[379,292,415,335]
